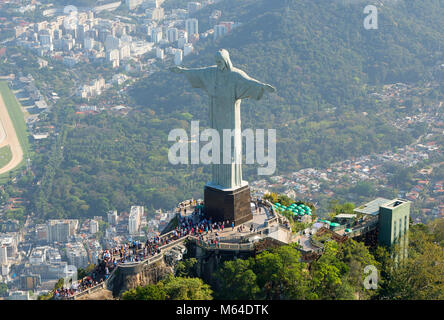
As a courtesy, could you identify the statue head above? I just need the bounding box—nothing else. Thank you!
[215,49,233,71]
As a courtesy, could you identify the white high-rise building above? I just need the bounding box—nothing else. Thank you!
[90,220,99,234]
[107,49,120,62]
[156,47,164,60]
[151,28,163,43]
[119,44,131,60]
[174,49,183,65]
[185,18,198,36]
[66,242,88,268]
[107,210,118,225]
[0,245,7,265]
[105,35,120,51]
[84,37,95,50]
[128,206,144,235]
[184,43,193,56]
[178,32,188,49]
[38,30,52,45]
[214,24,227,40]
[47,220,78,243]
[167,28,178,43]
[152,7,164,21]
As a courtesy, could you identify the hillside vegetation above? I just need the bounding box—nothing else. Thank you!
[24,0,444,218]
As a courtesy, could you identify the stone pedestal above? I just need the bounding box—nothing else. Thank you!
[204,183,252,226]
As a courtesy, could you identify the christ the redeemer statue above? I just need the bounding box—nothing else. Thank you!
[170,49,275,191]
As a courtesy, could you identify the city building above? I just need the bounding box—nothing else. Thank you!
[107,210,118,225]
[355,198,411,258]
[47,220,78,243]
[183,43,193,56]
[214,24,227,40]
[185,18,198,36]
[20,274,41,291]
[188,2,202,15]
[119,44,131,60]
[0,236,17,260]
[378,199,410,249]
[152,7,164,21]
[128,206,144,235]
[90,219,99,234]
[0,245,7,265]
[30,247,46,265]
[84,37,95,50]
[105,35,120,51]
[220,21,235,33]
[167,27,178,43]
[66,242,89,268]
[156,47,164,60]
[174,49,183,65]
[151,27,163,43]
[125,0,143,10]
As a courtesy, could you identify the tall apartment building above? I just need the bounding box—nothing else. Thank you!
[107,210,118,225]
[90,219,99,234]
[185,18,198,36]
[355,198,411,260]
[378,199,410,259]
[214,24,227,40]
[128,206,144,235]
[0,245,7,265]
[47,220,78,243]
[66,242,89,268]
[167,27,178,43]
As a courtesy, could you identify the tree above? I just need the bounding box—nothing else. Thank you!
[338,239,379,299]
[214,258,260,299]
[0,283,8,297]
[163,275,213,300]
[254,245,312,299]
[175,258,198,278]
[122,283,167,300]
[263,192,278,203]
[121,275,213,300]
[310,241,354,300]
[376,220,444,300]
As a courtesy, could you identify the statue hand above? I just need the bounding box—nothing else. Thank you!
[264,84,276,93]
[169,66,185,74]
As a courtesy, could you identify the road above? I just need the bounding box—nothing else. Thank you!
[0,91,24,175]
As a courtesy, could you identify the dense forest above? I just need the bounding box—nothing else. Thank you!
[19,0,444,219]
[122,218,444,300]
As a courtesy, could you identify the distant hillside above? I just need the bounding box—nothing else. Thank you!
[26,0,444,218]
[131,0,444,175]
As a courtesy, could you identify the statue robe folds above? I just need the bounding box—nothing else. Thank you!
[183,66,269,190]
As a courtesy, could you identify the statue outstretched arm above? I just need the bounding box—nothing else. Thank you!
[264,83,276,93]
[169,66,215,91]
[235,70,276,100]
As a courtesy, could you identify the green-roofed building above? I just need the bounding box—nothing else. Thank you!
[378,199,410,259]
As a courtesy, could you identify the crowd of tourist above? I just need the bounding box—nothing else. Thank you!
[52,199,275,299]
[53,203,241,299]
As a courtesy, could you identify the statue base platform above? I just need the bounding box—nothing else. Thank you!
[204,183,252,226]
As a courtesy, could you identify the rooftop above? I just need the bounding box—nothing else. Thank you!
[354,197,390,216]
[381,199,410,209]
